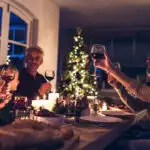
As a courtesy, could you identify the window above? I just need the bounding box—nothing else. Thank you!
[0,7,2,36]
[8,12,28,68]
[0,1,34,68]
[114,37,133,65]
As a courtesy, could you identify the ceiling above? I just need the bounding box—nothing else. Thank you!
[54,0,150,29]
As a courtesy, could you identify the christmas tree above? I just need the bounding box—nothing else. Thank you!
[58,28,97,99]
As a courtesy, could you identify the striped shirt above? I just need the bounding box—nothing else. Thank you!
[126,80,150,102]
[116,85,146,112]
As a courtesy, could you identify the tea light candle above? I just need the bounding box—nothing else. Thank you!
[63,101,66,107]
[36,96,40,100]
[48,93,59,101]
[102,102,107,111]
[43,94,46,100]
[32,99,56,111]
[52,88,56,93]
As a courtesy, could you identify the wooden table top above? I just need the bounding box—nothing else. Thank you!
[70,109,148,150]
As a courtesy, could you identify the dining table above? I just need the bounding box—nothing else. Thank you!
[65,109,148,150]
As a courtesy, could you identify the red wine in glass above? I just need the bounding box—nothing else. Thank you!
[45,70,55,82]
[91,44,106,59]
[0,67,15,93]
[91,53,105,59]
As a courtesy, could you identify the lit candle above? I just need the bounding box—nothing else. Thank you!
[102,102,107,111]
[36,96,40,100]
[43,94,46,100]
[53,89,56,93]
[63,101,66,107]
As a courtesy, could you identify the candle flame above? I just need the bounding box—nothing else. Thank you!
[43,94,46,100]
[102,102,107,111]
[53,89,56,93]
[36,96,40,100]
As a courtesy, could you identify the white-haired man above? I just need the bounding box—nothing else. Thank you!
[16,46,51,104]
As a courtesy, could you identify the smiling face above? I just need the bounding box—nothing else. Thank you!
[25,50,43,72]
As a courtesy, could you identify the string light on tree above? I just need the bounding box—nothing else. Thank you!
[6,55,11,65]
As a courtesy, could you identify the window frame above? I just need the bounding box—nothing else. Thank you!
[0,0,36,64]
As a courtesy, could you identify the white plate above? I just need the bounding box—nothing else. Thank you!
[34,116,65,126]
[101,110,135,117]
[80,115,122,123]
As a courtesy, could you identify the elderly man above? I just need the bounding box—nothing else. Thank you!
[16,46,51,104]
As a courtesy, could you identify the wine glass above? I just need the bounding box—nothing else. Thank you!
[0,66,15,93]
[45,70,55,82]
[113,62,121,70]
[91,44,106,59]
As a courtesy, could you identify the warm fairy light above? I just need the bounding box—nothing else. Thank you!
[95,92,98,95]
[74,37,78,42]
[58,28,98,97]
[74,101,77,107]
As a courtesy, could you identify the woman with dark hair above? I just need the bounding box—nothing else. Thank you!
[0,64,19,125]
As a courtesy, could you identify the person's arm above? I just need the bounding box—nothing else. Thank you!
[94,52,150,102]
[35,75,52,98]
[109,67,150,102]
[114,86,135,112]
[115,86,146,112]
[108,75,141,112]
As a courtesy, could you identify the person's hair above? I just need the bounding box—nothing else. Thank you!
[25,46,44,56]
[0,64,18,72]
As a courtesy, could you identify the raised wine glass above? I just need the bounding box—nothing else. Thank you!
[0,66,15,93]
[44,70,55,82]
[91,44,106,59]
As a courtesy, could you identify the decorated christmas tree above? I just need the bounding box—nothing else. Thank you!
[58,28,97,99]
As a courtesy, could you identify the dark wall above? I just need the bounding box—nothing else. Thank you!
[58,27,150,78]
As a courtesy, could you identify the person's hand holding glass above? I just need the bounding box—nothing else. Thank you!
[38,82,52,97]
[45,70,55,82]
[91,44,113,73]
[108,63,121,89]
[0,65,15,109]
[37,70,54,97]
[0,66,15,93]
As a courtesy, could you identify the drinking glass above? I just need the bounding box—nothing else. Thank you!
[14,96,29,119]
[0,66,15,93]
[45,70,55,82]
[91,44,106,59]
[13,96,28,110]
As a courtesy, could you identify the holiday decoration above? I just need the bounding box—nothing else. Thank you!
[6,55,11,65]
[58,28,97,99]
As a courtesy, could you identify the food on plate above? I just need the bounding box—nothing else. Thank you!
[0,120,74,149]
[5,119,59,130]
[60,126,74,140]
[0,128,63,150]
[36,109,57,117]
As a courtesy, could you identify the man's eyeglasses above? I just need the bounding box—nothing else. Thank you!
[27,56,42,62]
